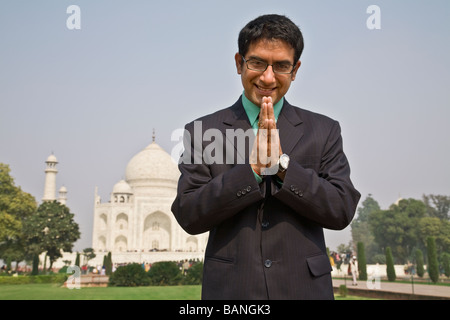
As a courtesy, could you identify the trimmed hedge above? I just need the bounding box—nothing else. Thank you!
[0,274,67,285]
[357,242,367,281]
[148,261,182,286]
[109,263,150,287]
[385,247,396,282]
[427,237,439,283]
[108,261,204,287]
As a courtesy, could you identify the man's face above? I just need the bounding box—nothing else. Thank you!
[235,39,301,106]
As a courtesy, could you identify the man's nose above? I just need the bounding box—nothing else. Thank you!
[260,65,276,84]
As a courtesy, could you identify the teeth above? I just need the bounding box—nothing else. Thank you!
[257,86,274,90]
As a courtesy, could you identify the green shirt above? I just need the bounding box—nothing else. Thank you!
[241,92,284,135]
[241,92,284,183]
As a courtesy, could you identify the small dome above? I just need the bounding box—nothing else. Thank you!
[46,154,58,163]
[59,186,67,193]
[125,142,179,185]
[112,180,133,194]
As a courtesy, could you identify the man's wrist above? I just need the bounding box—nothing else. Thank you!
[278,154,290,173]
[251,166,263,184]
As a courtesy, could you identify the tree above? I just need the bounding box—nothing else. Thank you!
[426,237,439,283]
[442,253,450,278]
[0,164,36,220]
[148,261,182,286]
[415,249,425,278]
[182,262,203,285]
[31,254,39,275]
[0,163,37,267]
[423,194,450,220]
[105,252,112,275]
[336,243,352,256]
[418,217,450,254]
[23,201,80,271]
[385,247,396,282]
[75,252,80,267]
[0,213,22,244]
[351,194,380,263]
[357,242,367,281]
[369,199,426,263]
[109,263,150,287]
[82,248,96,270]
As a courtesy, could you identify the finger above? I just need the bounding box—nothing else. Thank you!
[263,96,272,104]
[269,120,280,161]
[267,99,275,126]
[258,101,269,129]
[267,119,272,158]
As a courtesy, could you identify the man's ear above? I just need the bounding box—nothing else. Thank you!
[235,52,243,75]
[291,60,301,81]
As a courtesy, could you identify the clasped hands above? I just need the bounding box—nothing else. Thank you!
[250,96,284,180]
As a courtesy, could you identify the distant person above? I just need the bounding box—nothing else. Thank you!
[172,14,360,300]
[350,256,358,286]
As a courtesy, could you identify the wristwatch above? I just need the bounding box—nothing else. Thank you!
[278,154,290,173]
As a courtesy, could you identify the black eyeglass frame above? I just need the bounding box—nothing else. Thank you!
[241,55,295,74]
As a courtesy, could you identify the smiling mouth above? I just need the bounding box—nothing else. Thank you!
[255,84,276,94]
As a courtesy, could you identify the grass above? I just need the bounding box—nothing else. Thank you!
[334,294,378,300]
[0,283,375,300]
[0,284,202,300]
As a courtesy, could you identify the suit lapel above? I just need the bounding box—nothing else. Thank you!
[277,100,304,155]
[222,98,253,162]
[223,98,252,131]
[220,97,304,161]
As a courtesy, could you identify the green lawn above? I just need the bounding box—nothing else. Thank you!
[0,283,375,300]
[0,284,202,300]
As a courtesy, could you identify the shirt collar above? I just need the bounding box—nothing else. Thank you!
[241,91,284,128]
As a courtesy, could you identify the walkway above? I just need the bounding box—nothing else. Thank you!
[333,278,450,300]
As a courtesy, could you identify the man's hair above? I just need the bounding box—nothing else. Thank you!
[238,14,304,64]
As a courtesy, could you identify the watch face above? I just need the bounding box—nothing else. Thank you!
[280,154,289,169]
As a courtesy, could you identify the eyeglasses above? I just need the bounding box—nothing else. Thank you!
[241,56,295,74]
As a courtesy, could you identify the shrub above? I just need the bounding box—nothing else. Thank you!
[426,237,439,283]
[442,253,450,278]
[385,247,396,282]
[105,252,113,275]
[371,254,385,264]
[148,261,182,286]
[58,266,68,274]
[0,274,67,285]
[182,262,203,285]
[357,242,367,281]
[108,263,150,287]
[339,285,348,297]
[415,249,425,278]
[31,255,39,276]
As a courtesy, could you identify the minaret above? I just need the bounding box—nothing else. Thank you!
[58,186,68,205]
[42,154,58,202]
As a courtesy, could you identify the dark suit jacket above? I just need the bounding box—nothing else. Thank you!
[171,97,360,300]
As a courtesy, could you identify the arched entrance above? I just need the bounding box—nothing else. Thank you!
[143,211,171,251]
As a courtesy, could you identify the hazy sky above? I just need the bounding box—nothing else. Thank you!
[1,1,449,251]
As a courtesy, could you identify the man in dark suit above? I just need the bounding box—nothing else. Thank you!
[171,14,360,300]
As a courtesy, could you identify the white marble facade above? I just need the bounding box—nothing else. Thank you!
[91,141,208,260]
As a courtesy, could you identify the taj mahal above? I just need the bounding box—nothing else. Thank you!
[40,138,208,269]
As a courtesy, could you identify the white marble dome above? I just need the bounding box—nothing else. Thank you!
[112,179,132,194]
[125,142,180,186]
[91,140,208,261]
[46,154,58,163]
